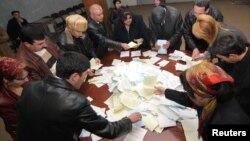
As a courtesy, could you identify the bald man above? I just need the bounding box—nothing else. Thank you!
[87,4,130,58]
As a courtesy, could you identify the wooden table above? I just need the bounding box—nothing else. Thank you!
[80,50,190,141]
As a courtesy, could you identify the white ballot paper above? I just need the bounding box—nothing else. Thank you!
[90,58,103,70]
[157,39,168,54]
[128,41,142,49]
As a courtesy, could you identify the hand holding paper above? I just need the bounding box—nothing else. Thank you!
[128,41,142,49]
[157,39,168,54]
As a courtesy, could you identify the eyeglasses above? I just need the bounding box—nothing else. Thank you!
[16,74,28,81]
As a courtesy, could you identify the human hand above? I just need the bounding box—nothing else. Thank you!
[121,43,130,50]
[192,48,200,60]
[152,44,161,51]
[154,86,166,95]
[87,69,95,77]
[134,38,144,44]
[128,112,142,123]
[162,42,170,49]
[192,53,205,61]
[95,58,101,64]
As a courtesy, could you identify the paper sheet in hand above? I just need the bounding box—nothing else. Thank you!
[157,40,167,54]
[128,41,142,49]
[90,58,103,70]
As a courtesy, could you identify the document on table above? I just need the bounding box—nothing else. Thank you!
[120,51,130,57]
[90,58,103,70]
[131,50,141,57]
[111,59,122,66]
[157,39,168,54]
[181,118,203,141]
[124,126,147,141]
[157,60,169,67]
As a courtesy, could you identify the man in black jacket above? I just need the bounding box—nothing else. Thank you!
[210,32,250,117]
[149,4,183,51]
[183,0,223,59]
[7,10,28,52]
[87,4,130,58]
[17,52,142,141]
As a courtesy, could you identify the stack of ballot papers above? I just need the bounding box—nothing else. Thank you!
[90,58,103,70]
[87,59,199,137]
[128,41,142,49]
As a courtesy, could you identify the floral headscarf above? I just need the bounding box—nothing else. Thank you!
[0,57,24,81]
[186,61,234,136]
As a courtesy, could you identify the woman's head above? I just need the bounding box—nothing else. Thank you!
[180,61,234,133]
[120,9,133,26]
[0,57,29,87]
[66,14,88,38]
[192,14,221,44]
[180,61,234,105]
[113,0,122,9]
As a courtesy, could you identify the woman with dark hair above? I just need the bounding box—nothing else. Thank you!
[0,57,30,141]
[113,9,150,49]
[109,0,124,25]
[154,61,250,140]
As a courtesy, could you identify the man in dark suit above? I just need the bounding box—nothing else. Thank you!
[7,10,28,52]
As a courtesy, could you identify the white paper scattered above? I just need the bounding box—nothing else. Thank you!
[157,60,169,67]
[111,59,122,66]
[124,126,147,141]
[120,51,130,57]
[131,50,141,57]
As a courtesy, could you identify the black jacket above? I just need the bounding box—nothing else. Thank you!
[57,30,97,59]
[113,14,150,50]
[218,49,250,116]
[17,76,132,141]
[183,6,223,51]
[149,5,183,51]
[87,18,121,58]
[7,18,28,45]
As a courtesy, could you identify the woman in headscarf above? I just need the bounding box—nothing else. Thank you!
[154,61,250,140]
[0,57,30,140]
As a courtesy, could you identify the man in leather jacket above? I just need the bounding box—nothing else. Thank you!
[57,14,100,63]
[17,52,142,141]
[87,4,130,58]
[183,0,223,59]
[149,4,183,51]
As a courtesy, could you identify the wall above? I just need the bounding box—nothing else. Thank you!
[0,0,82,28]
[137,0,193,5]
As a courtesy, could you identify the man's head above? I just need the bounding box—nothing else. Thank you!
[66,14,88,38]
[20,24,47,52]
[210,32,248,63]
[193,0,210,17]
[11,10,21,19]
[154,0,166,6]
[56,52,90,89]
[89,4,104,22]
[151,6,167,25]
[192,14,220,44]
